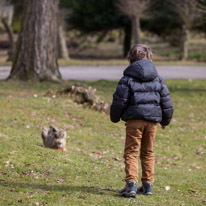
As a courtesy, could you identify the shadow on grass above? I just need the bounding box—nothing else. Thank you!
[2,181,120,197]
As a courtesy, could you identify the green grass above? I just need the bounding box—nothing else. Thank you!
[59,58,206,66]
[0,79,206,205]
[188,53,206,61]
[0,56,206,67]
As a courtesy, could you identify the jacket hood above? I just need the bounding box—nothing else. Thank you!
[124,60,158,82]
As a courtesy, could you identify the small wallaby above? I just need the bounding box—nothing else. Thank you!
[42,126,67,151]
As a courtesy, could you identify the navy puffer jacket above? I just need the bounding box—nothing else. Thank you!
[110,60,174,125]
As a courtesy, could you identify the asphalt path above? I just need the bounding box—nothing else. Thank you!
[0,65,206,80]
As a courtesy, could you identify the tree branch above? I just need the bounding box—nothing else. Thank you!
[185,0,206,13]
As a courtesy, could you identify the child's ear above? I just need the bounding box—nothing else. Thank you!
[128,59,131,64]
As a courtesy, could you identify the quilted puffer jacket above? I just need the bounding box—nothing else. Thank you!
[110,60,174,125]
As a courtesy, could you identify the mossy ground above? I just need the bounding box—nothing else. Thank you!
[0,79,206,206]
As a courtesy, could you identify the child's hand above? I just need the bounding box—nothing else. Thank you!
[161,125,166,130]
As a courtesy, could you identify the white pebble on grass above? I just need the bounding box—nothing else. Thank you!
[165,186,170,191]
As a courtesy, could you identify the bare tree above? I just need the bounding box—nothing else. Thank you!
[185,0,206,13]
[8,0,61,82]
[58,8,69,60]
[116,0,151,44]
[168,0,201,60]
[0,0,15,61]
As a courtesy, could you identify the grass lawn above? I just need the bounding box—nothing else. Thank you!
[0,79,206,206]
[59,58,206,66]
[0,56,206,67]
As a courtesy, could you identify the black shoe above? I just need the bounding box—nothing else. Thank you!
[119,181,137,198]
[137,182,153,195]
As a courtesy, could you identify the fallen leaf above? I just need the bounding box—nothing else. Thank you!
[172,155,179,160]
[76,148,81,152]
[196,147,204,155]
[4,161,10,167]
[188,189,199,194]
[10,164,15,168]
[9,151,17,155]
[112,157,121,161]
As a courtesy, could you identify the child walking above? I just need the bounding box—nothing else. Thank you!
[110,44,174,198]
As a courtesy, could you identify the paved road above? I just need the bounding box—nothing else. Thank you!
[0,65,206,80]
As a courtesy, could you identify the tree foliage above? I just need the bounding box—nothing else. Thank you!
[141,0,181,38]
[60,0,129,32]
[60,0,131,56]
[10,0,24,33]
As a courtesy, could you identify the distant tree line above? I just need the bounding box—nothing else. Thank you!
[8,0,206,60]
[61,0,206,59]
[0,0,205,81]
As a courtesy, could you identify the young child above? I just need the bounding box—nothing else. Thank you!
[110,44,174,198]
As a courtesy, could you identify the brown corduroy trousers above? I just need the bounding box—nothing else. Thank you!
[124,119,157,183]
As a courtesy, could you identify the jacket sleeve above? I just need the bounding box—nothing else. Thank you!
[159,78,174,126]
[110,76,130,123]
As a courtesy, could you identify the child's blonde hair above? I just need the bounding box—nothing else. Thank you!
[127,44,153,63]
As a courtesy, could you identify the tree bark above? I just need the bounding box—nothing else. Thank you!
[8,0,61,82]
[131,15,141,44]
[58,25,69,59]
[123,23,132,57]
[180,25,190,60]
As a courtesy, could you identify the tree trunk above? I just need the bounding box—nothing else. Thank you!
[58,25,69,59]
[131,15,141,44]
[123,23,132,57]
[119,29,122,44]
[1,17,15,61]
[8,0,61,82]
[180,25,190,60]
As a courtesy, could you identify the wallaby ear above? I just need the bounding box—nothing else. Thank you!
[61,129,67,137]
[63,126,69,131]
[50,125,58,133]
[42,127,49,138]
